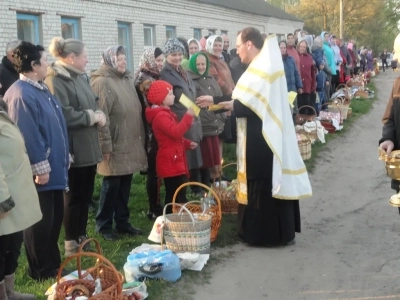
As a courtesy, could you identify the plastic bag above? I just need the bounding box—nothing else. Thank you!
[123,250,181,283]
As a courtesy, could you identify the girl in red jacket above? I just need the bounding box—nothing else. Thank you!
[143,80,197,213]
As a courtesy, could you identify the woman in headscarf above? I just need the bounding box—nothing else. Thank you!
[347,42,357,75]
[187,52,225,185]
[329,35,343,92]
[279,41,303,94]
[160,38,203,194]
[134,47,164,220]
[91,46,147,241]
[188,39,202,57]
[297,40,316,115]
[203,35,235,173]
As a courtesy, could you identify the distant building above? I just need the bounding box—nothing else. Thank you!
[0,0,303,71]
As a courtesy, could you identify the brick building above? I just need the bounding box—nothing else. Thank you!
[0,0,303,71]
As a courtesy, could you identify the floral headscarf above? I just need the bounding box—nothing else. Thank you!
[101,45,124,68]
[189,52,209,76]
[138,47,161,74]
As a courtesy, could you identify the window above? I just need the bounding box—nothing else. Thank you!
[166,26,176,40]
[277,34,285,42]
[61,17,80,39]
[143,25,155,47]
[118,22,133,70]
[193,28,202,41]
[208,29,216,36]
[17,13,40,44]
[221,30,228,35]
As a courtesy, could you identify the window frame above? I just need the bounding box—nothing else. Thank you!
[16,13,40,44]
[117,22,133,71]
[165,25,176,40]
[61,17,80,39]
[220,30,228,35]
[143,24,156,47]
[193,28,202,41]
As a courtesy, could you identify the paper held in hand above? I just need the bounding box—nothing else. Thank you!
[208,104,224,111]
[179,94,201,117]
[288,91,297,108]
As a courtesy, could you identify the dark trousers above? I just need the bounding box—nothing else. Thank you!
[24,190,63,281]
[0,231,23,281]
[64,165,96,241]
[164,175,188,214]
[96,174,133,234]
[189,169,203,194]
[146,152,161,211]
[297,93,312,115]
[382,59,388,71]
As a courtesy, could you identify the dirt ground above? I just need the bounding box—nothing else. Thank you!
[194,71,400,300]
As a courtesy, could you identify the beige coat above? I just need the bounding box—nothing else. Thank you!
[91,66,147,176]
[0,110,42,236]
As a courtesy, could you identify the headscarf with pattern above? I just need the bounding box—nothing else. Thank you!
[101,45,124,68]
[164,39,188,82]
[138,47,161,75]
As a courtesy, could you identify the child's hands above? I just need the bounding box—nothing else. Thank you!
[186,107,195,117]
[190,142,197,149]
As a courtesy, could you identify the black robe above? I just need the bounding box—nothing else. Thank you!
[234,100,301,246]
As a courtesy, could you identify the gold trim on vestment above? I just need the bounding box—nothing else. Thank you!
[246,68,285,84]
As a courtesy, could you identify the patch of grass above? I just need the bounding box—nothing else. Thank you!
[304,82,376,172]
[14,144,238,300]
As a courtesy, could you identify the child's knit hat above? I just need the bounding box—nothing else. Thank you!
[147,80,173,105]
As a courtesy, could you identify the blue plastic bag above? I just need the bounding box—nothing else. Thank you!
[123,250,181,283]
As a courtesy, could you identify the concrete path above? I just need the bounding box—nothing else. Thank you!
[194,71,400,300]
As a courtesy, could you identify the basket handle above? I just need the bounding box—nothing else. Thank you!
[162,203,195,224]
[78,238,101,254]
[178,200,207,216]
[56,252,123,292]
[335,84,348,91]
[172,182,222,219]
[213,163,237,187]
[298,105,317,118]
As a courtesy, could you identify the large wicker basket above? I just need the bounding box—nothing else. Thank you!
[162,202,212,254]
[297,134,311,160]
[213,163,238,214]
[172,182,222,242]
[55,251,123,300]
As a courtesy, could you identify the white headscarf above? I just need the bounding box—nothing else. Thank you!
[187,38,202,57]
[205,35,224,58]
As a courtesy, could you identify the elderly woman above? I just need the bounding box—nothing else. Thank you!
[187,52,225,185]
[4,41,69,281]
[160,38,203,194]
[297,40,316,115]
[45,37,105,257]
[91,46,147,241]
[0,97,41,299]
[280,41,303,94]
[134,47,165,220]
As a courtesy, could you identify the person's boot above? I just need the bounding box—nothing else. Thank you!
[64,240,79,257]
[78,235,92,252]
[4,274,35,299]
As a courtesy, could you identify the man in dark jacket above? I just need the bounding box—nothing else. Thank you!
[380,49,389,72]
[221,34,231,64]
[0,40,21,96]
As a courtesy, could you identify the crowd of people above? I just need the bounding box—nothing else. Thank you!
[0,25,388,299]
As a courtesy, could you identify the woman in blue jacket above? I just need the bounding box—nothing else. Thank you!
[280,41,303,93]
[4,42,70,281]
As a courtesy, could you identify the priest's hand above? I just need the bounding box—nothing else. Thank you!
[380,140,394,155]
[218,100,234,111]
[196,95,213,108]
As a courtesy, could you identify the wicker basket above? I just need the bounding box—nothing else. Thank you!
[162,202,212,254]
[172,182,222,242]
[296,105,317,125]
[328,97,349,120]
[297,134,311,160]
[78,239,124,284]
[55,252,123,300]
[213,163,238,214]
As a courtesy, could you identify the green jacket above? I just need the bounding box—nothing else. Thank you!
[45,62,102,167]
[187,70,226,137]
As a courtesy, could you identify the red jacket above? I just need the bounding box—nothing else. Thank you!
[145,106,193,178]
[299,53,316,94]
